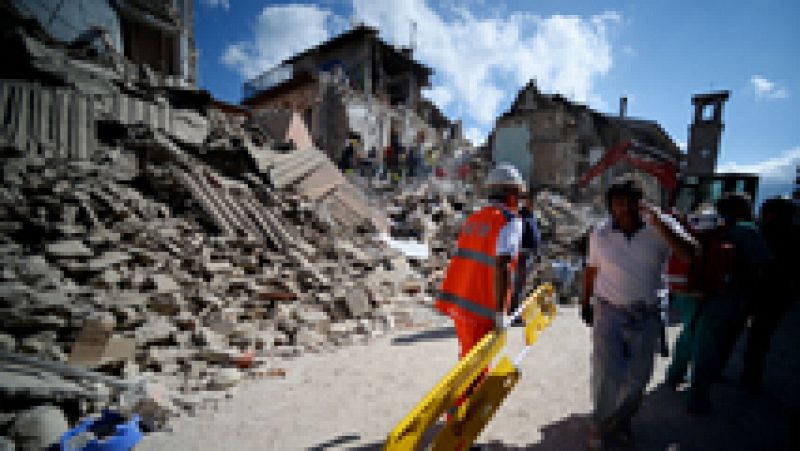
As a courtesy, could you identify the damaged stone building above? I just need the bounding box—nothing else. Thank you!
[10,0,197,87]
[242,24,465,165]
[487,81,682,206]
[0,1,461,443]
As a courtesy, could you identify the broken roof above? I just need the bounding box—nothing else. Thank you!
[242,71,317,107]
[244,24,433,102]
[279,24,432,78]
[499,80,681,161]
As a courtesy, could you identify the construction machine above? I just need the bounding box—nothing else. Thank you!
[577,140,759,214]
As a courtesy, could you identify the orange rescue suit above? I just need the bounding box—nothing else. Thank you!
[435,205,518,357]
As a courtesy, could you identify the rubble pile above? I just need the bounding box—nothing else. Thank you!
[0,7,601,447]
[376,174,599,304]
[532,191,599,303]
[0,21,437,442]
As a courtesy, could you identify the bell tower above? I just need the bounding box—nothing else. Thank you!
[686,90,729,175]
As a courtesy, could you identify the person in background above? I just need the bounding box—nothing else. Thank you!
[509,191,541,324]
[366,146,377,178]
[410,131,425,178]
[741,197,797,392]
[397,145,407,180]
[340,138,354,172]
[582,178,698,449]
[687,192,772,414]
[390,131,402,180]
[664,205,719,390]
[354,138,368,177]
[382,145,393,180]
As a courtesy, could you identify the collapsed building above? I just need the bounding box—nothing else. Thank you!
[0,2,605,448]
[242,24,467,166]
[11,0,197,87]
[486,81,682,207]
[0,2,463,446]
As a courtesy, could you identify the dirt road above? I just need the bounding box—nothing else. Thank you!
[140,305,799,450]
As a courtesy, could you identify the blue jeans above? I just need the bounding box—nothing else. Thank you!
[592,300,660,432]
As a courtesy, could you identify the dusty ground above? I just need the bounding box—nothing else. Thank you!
[140,304,799,450]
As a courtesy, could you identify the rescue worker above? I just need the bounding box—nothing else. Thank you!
[582,178,698,449]
[435,163,525,359]
[664,206,721,389]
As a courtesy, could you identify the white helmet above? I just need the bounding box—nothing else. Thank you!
[487,163,526,191]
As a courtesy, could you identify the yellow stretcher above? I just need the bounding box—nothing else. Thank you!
[384,283,557,451]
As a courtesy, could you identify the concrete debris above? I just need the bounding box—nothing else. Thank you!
[8,405,68,451]
[68,319,136,368]
[375,173,598,305]
[0,8,611,451]
[0,11,458,442]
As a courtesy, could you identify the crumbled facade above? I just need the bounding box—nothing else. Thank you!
[9,0,197,86]
[242,25,463,166]
[487,81,682,206]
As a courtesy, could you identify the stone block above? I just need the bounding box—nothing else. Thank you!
[0,333,16,352]
[68,320,135,368]
[207,367,241,390]
[9,405,68,451]
[294,327,326,350]
[45,240,92,258]
[344,287,370,317]
[135,317,177,347]
[122,382,176,432]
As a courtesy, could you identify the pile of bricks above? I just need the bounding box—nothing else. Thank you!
[0,26,441,443]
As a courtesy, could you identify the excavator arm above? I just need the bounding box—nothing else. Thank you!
[577,140,679,202]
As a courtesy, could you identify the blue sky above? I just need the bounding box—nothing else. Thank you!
[195,0,799,193]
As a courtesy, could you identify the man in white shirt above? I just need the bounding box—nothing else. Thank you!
[582,178,697,449]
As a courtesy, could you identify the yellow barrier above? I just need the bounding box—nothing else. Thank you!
[384,283,556,451]
[382,329,506,450]
[431,356,520,450]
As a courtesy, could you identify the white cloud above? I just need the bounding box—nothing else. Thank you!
[221,5,333,79]
[463,127,486,146]
[423,86,454,109]
[201,0,229,10]
[353,0,620,125]
[718,147,800,182]
[223,1,620,128]
[751,75,788,100]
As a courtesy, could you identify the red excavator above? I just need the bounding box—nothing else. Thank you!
[576,139,758,215]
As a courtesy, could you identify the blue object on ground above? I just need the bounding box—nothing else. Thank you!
[60,410,142,451]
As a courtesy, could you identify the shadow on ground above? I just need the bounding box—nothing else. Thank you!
[391,326,455,346]
[306,434,362,450]
[477,303,800,451]
[316,303,799,450]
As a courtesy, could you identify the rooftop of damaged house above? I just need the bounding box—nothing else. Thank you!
[1,1,797,450]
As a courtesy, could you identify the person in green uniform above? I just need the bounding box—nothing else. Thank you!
[665,207,720,389]
[687,193,773,414]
